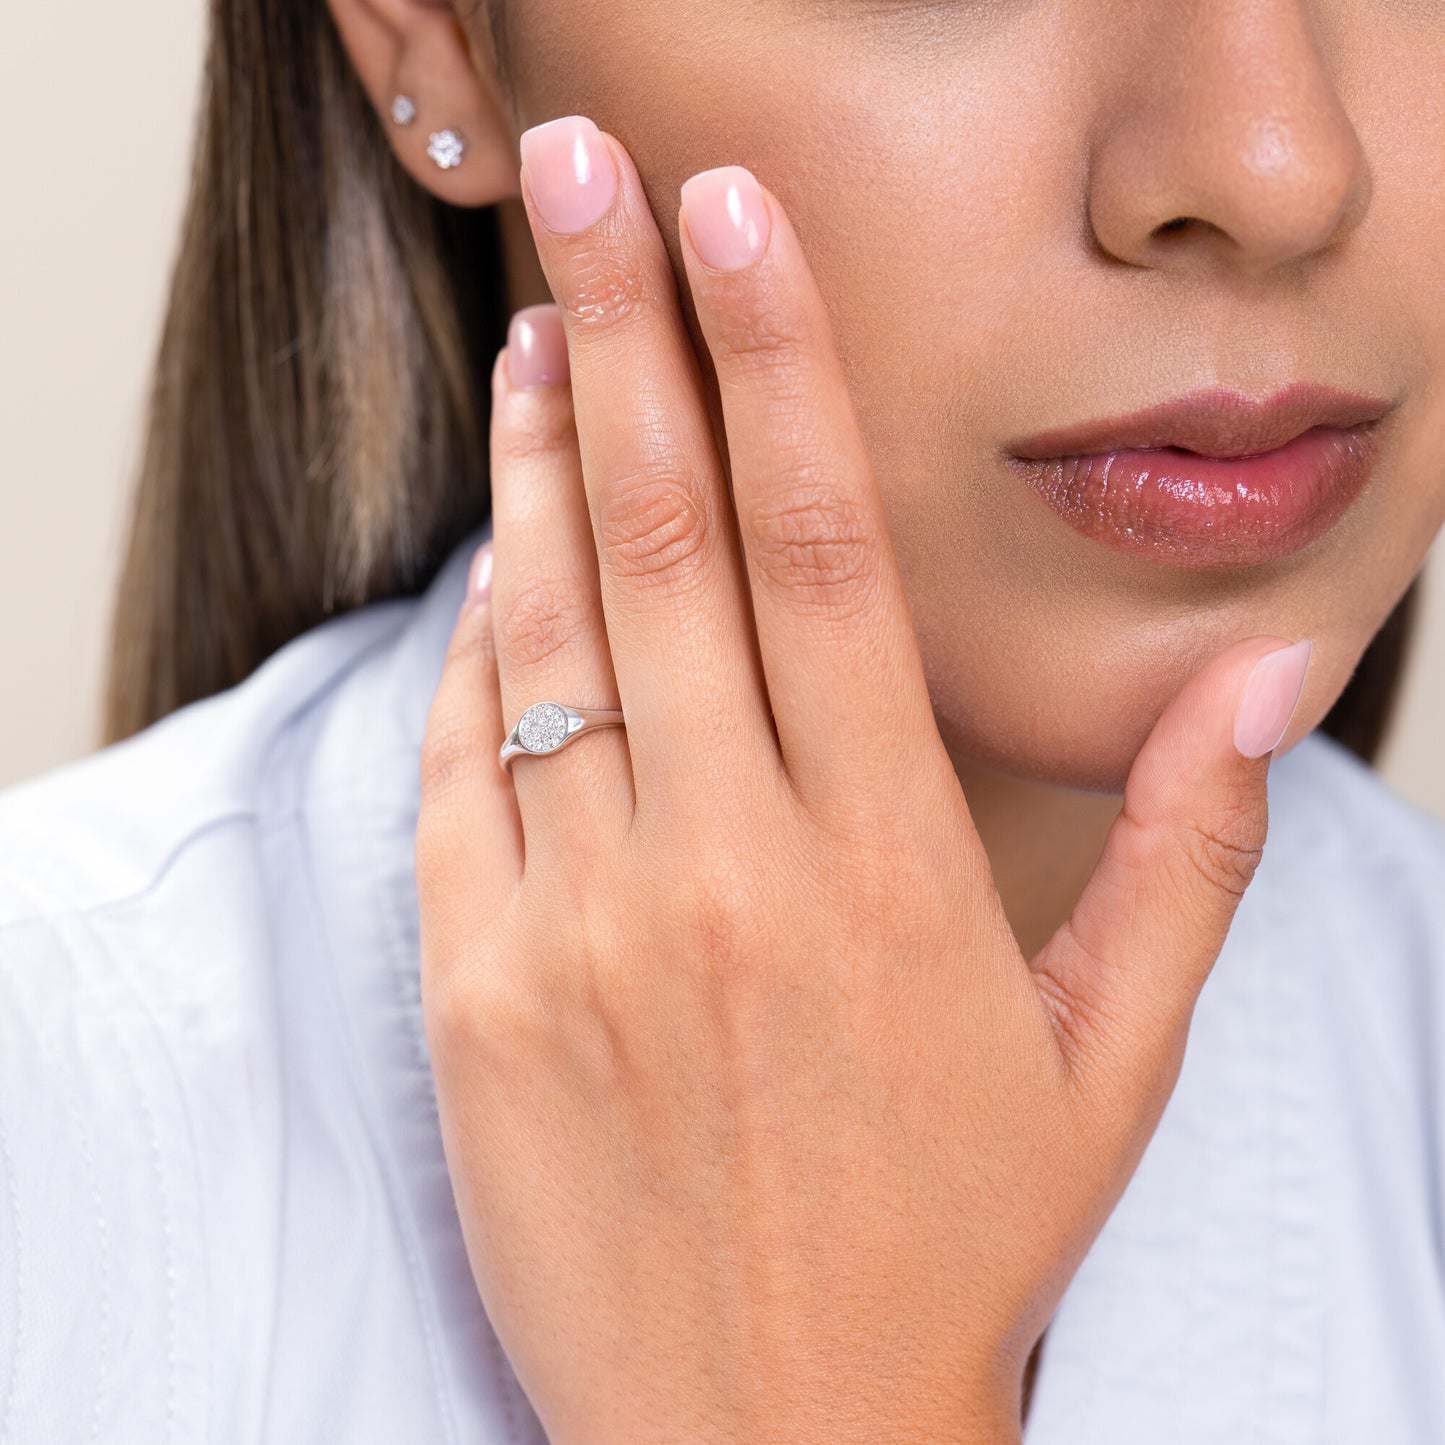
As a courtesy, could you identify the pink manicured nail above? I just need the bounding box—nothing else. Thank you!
[463,541,493,611]
[507,305,570,388]
[680,165,772,273]
[1234,638,1312,758]
[519,115,618,234]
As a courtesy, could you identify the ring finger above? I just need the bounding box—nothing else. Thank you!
[490,304,634,864]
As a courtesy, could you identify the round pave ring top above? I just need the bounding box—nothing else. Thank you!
[500,702,626,772]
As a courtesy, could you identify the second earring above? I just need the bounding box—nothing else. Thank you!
[427,129,466,170]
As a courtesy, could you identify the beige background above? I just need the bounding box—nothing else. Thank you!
[1,8,1441,817]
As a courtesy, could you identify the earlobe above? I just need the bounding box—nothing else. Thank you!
[324,0,520,207]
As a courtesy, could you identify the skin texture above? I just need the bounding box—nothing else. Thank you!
[329,0,1445,959]
[413,138,1308,1441]
[323,0,1445,1436]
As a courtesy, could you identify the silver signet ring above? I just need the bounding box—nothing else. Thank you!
[499,702,626,772]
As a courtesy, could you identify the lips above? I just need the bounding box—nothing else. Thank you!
[1005,383,1394,568]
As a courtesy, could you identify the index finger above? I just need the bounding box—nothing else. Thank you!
[677,166,950,814]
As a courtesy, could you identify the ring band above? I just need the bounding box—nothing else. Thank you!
[499,701,626,771]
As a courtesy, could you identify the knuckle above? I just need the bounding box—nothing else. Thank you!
[622,821,758,976]
[1033,944,1101,1066]
[494,390,577,468]
[496,575,595,673]
[413,805,459,898]
[748,482,876,618]
[418,707,481,813]
[597,468,708,589]
[558,246,656,340]
[686,865,754,973]
[672,824,806,985]
[713,305,810,371]
[422,951,481,1049]
[442,604,496,674]
[1179,799,1267,899]
[426,955,541,1073]
[832,816,920,908]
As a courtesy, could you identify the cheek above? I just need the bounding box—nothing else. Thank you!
[503,3,1445,794]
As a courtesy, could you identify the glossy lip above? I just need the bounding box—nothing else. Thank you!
[1004,384,1396,568]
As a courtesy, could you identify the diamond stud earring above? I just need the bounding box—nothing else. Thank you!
[390,94,417,126]
[426,129,466,170]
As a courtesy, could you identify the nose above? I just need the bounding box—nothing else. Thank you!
[1087,1,1372,275]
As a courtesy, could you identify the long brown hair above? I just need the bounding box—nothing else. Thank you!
[102,0,508,743]
[102,0,1423,768]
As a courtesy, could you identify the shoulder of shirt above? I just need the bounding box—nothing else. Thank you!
[0,537,1436,937]
[0,524,481,933]
[1263,724,1445,886]
[0,526,487,1437]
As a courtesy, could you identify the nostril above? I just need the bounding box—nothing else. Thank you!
[1155,217,1190,235]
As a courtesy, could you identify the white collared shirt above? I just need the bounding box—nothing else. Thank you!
[2,520,1443,1443]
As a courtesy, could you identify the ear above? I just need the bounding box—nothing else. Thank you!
[325,0,520,206]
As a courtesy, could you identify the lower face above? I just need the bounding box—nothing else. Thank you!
[487,0,1445,793]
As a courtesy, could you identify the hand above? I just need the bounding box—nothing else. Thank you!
[416,114,1311,1445]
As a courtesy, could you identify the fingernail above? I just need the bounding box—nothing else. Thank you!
[506,304,570,388]
[519,115,618,234]
[463,541,493,611]
[680,165,772,273]
[1234,638,1312,759]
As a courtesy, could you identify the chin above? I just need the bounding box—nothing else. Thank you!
[935,710,1146,796]
[929,656,1330,798]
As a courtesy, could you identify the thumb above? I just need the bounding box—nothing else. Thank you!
[1032,633,1313,1100]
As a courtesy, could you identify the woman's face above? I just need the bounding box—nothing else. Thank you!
[473,1,1445,792]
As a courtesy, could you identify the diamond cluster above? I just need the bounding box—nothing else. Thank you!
[517,702,569,754]
[427,129,465,169]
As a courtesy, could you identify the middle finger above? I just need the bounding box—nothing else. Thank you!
[517,115,778,811]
